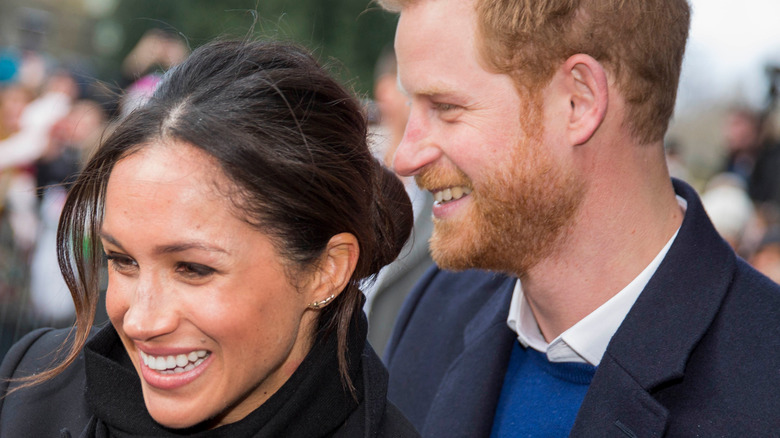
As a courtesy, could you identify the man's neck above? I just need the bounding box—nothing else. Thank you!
[519,143,684,342]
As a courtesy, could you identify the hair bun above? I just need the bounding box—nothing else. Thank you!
[369,160,414,275]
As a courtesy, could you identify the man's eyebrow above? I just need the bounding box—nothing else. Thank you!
[416,86,454,98]
[408,84,468,104]
[99,231,229,255]
[397,72,456,98]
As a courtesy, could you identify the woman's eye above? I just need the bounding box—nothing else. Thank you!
[105,254,138,273]
[175,262,216,279]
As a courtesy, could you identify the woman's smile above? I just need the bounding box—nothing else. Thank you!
[138,349,214,391]
[140,349,210,374]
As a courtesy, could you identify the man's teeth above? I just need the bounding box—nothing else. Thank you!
[141,350,209,374]
[433,186,472,204]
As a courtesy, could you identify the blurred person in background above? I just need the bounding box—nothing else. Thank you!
[750,226,780,284]
[0,83,35,357]
[119,29,188,117]
[700,172,756,254]
[0,11,56,316]
[372,46,411,165]
[717,103,780,215]
[0,8,54,97]
[746,116,780,214]
[0,70,76,171]
[0,85,31,139]
[364,46,434,354]
[121,29,189,84]
[742,69,780,280]
[721,107,762,186]
[28,99,107,329]
[0,71,77,334]
[0,84,36,253]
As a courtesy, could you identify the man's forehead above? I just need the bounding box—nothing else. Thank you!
[394,0,480,93]
[395,0,476,47]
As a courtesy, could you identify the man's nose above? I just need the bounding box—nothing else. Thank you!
[393,106,443,177]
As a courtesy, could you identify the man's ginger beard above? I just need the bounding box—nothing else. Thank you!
[416,100,585,277]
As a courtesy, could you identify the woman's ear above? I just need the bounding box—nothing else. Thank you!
[306,233,360,310]
[561,54,609,146]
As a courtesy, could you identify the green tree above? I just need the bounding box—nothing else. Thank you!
[110,0,397,96]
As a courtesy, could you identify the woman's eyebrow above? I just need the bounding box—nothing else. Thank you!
[99,231,229,255]
[154,241,230,255]
[99,231,125,251]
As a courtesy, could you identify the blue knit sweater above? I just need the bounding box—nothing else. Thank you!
[490,341,597,437]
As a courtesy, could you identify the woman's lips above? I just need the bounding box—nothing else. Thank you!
[138,349,214,390]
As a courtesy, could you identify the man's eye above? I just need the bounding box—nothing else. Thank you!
[435,103,459,112]
[175,262,216,278]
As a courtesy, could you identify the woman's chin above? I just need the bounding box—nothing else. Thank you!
[143,396,212,430]
[150,411,202,430]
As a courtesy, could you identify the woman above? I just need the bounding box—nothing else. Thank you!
[0,40,418,437]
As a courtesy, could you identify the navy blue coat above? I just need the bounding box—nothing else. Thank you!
[385,179,780,437]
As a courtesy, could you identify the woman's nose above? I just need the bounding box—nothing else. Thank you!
[119,273,178,341]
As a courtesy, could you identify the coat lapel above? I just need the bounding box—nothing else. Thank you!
[572,179,737,437]
[422,276,516,438]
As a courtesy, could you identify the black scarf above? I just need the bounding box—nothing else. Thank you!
[82,318,366,438]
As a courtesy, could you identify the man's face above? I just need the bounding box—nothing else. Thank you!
[394,0,584,275]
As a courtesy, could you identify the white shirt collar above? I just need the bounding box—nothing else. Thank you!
[507,196,687,365]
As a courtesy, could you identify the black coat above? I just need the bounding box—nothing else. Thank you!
[385,179,780,437]
[0,322,419,437]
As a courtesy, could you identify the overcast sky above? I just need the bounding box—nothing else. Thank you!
[677,0,780,114]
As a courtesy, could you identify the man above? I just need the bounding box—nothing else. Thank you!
[378,0,780,436]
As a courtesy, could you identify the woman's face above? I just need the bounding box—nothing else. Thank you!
[101,140,318,428]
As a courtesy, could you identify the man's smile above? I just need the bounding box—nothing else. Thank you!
[432,186,472,205]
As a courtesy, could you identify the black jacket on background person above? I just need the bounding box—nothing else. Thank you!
[0,315,419,438]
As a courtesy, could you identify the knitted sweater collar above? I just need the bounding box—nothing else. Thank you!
[82,320,365,438]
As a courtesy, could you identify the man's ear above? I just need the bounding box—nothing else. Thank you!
[306,233,360,310]
[561,54,608,146]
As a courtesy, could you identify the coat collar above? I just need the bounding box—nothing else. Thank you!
[348,344,392,438]
[572,179,737,437]
[83,317,368,437]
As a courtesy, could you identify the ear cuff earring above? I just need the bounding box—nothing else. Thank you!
[308,294,336,309]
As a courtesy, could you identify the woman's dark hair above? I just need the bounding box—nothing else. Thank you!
[31,40,413,392]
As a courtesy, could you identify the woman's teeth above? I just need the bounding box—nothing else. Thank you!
[433,186,472,204]
[141,350,209,374]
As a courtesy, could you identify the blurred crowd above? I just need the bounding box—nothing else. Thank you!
[0,29,187,357]
[672,93,780,283]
